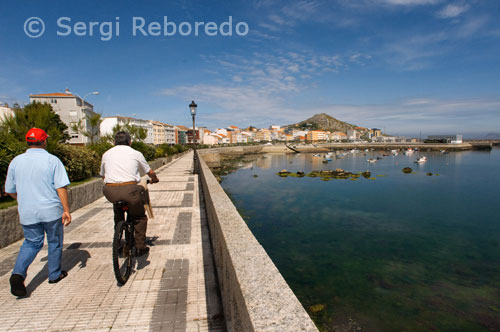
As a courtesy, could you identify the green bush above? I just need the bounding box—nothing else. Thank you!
[0,131,27,197]
[173,144,188,153]
[158,143,176,156]
[53,144,100,182]
[155,147,165,159]
[88,140,113,159]
[131,141,156,161]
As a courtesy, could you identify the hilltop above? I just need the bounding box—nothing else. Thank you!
[285,113,357,133]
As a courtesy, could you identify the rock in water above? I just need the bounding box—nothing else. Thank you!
[402,167,412,174]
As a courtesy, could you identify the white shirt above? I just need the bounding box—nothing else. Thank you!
[100,145,151,184]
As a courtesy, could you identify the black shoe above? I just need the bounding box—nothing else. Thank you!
[136,247,150,257]
[10,274,27,297]
[49,270,68,284]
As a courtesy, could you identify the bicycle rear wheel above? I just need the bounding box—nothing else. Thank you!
[112,220,134,285]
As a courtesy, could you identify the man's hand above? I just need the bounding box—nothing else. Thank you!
[147,169,159,183]
[56,186,71,227]
[62,211,72,226]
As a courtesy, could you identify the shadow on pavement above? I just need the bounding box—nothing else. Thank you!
[25,242,91,296]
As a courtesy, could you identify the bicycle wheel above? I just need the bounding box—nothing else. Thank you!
[112,220,134,285]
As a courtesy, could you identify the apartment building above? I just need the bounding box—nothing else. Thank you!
[29,89,99,145]
[100,116,154,144]
[175,125,189,144]
[307,130,329,142]
[0,104,13,122]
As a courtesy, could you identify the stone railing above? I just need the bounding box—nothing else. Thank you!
[197,153,319,332]
[0,152,187,249]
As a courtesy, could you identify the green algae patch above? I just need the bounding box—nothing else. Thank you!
[309,304,326,313]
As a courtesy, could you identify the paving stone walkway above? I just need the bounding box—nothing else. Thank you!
[0,152,226,332]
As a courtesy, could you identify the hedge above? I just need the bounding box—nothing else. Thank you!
[53,144,100,182]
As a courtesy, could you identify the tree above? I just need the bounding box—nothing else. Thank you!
[71,112,102,145]
[1,102,69,152]
[107,121,148,142]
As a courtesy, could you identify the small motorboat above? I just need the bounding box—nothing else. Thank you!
[367,158,378,163]
[404,148,414,155]
[415,156,427,164]
[313,153,321,157]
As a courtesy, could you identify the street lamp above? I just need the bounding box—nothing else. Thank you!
[189,100,197,174]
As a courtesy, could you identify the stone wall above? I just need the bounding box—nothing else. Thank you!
[197,153,319,332]
[0,152,186,249]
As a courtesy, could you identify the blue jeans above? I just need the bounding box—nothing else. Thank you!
[12,218,64,281]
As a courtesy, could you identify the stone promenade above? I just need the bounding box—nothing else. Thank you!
[0,152,226,332]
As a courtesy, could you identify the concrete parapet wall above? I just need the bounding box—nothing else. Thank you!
[197,153,319,332]
[0,153,185,249]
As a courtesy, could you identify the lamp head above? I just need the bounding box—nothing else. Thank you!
[189,101,197,116]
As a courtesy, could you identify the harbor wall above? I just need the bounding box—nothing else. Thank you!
[197,153,319,332]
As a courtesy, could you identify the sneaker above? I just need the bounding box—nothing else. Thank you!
[10,274,27,297]
[49,270,68,284]
[136,247,150,257]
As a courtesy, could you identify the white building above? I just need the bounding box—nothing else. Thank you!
[164,123,176,145]
[101,116,154,144]
[346,129,360,141]
[29,89,100,145]
[0,105,14,122]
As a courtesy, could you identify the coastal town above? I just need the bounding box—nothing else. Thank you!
[0,89,464,146]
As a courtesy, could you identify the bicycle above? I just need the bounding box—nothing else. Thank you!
[112,180,153,285]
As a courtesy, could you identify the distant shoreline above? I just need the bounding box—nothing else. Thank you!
[261,142,495,153]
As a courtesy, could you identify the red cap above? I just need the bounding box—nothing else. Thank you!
[25,128,49,142]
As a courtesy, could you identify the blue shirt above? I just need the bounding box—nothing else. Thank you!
[5,148,70,225]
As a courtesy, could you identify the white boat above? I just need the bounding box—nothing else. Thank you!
[404,148,414,155]
[415,156,427,164]
[367,158,378,163]
[313,153,321,157]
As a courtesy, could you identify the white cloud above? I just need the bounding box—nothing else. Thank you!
[383,0,441,5]
[437,4,470,19]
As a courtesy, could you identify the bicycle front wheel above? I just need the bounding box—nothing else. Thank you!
[112,220,133,285]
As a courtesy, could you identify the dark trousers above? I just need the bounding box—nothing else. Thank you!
[103,184,148,249]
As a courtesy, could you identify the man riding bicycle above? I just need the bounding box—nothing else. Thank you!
[100,131,159,256]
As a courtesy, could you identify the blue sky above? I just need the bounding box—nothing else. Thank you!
[0,0,499,136]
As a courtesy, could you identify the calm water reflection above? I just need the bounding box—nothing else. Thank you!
[221,148,500,332]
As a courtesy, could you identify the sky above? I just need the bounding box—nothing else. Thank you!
[0,0,499,137]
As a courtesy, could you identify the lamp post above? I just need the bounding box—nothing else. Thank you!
[189,101,197,174]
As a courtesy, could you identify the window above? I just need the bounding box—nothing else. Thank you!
[50,98,57,104]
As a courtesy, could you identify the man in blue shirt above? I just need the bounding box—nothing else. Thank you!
[4,128,72,297]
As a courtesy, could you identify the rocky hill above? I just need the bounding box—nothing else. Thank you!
[286,113,357,133]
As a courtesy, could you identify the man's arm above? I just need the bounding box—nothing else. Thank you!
[7,193,17,200]
[147,169,159,183]
[56,187,72,226]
